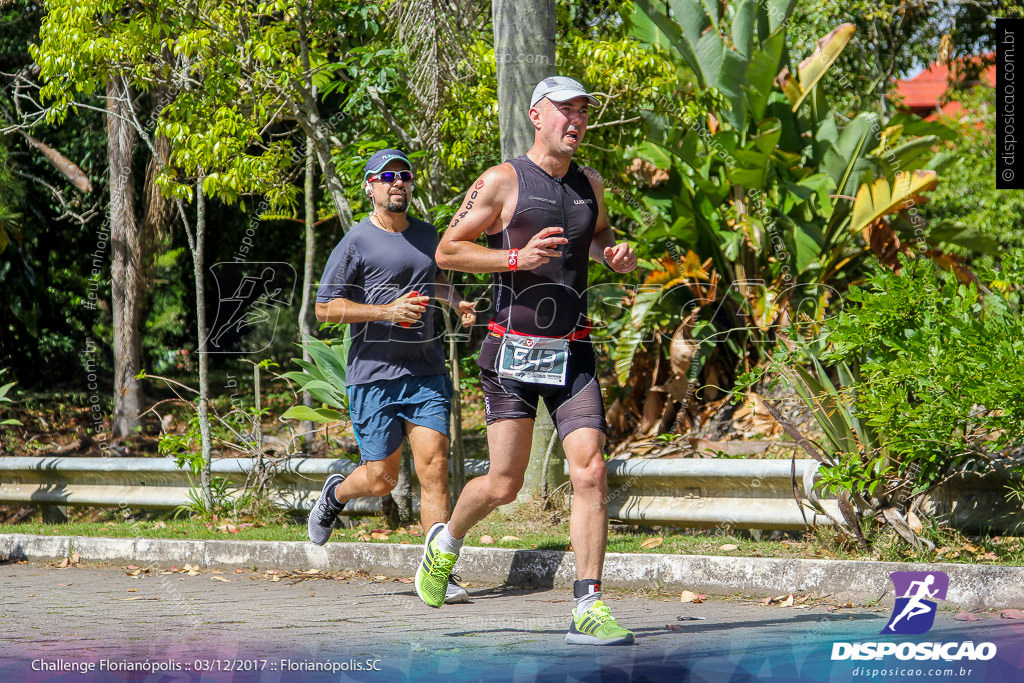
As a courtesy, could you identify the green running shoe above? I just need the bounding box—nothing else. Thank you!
[565,600,635,645]
[415,522,458,608]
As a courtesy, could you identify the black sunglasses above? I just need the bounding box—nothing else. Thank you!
[368,170,414,183]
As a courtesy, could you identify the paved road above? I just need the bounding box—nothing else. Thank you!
[1,563,1022,682]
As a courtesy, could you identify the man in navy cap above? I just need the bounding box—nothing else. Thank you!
[416,77,637,644]
[307,148,476,605]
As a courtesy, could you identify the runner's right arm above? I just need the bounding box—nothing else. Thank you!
[315,293,427,325]
[436,164,567,273]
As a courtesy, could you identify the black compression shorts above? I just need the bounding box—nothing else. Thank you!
[478,336,607,440]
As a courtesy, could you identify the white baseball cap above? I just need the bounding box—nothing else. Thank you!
[530,76,599,107]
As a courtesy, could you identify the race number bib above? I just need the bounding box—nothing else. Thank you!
[497,333,569,386]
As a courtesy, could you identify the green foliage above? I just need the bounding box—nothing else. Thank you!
[159,413,238,517]
[785,0,1013,116]
[921,87,1024,266]
[281,335,351,423]
[601,0,955,403]
[777,258,1024,510]
[0,371,21,428]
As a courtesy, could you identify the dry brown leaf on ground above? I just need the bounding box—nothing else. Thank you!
[479,535,495,545]
[680,590,706,603]
[955,611,981,622]
[211,576,230,582]
[1000,609,1024,619]
[906,511,923,534]
[719,544,738,552]
[640,537,664,549]
[371,532,389,540]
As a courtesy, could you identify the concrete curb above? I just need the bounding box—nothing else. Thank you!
[1,533,1021,610]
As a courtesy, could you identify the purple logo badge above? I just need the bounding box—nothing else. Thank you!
[882,571,949,634]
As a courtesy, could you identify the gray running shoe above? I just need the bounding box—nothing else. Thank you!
[445,574,469,604]
[307,473,346,545]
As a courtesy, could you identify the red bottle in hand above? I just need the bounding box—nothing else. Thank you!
[399,290,421,328]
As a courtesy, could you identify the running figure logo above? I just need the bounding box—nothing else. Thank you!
[882,571,949,635]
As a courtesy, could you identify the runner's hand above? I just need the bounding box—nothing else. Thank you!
[518,227,568,270]
[457,300,477,327]
[603,243,637,273]
[382,292,429,324]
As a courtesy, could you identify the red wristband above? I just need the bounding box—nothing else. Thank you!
[508,248,519,271]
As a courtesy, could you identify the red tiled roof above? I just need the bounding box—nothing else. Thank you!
[892,52,995,111]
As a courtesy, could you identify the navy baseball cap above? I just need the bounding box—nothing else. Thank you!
[363,148,411,180]
[530,76,599,107]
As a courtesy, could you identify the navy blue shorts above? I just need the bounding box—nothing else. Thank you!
[346,374,452,461]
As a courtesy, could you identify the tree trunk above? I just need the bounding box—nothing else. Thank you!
[295,5,353,232]
[493,0,556,161]
[107,77,143,440]
[193,180,214,512]
[298,134,316,441]
[493,0,559,500]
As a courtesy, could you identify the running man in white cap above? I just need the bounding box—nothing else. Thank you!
[415,77,637,645]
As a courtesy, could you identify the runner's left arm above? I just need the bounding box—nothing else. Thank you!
[434,272,477,327]
[584,168,637,273]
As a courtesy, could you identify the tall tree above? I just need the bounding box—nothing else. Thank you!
[493,0,556,160]
[106,75,143,439]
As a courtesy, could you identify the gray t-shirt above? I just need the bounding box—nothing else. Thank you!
[316,216,445,386]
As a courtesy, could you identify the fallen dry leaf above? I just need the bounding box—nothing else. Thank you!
[270,575,280,582]
[126,588,137,593]
[211,576,230,583]
[906,511,923,534]
[58,558,68,568]
[372,575,388,581]
[70,552,80,564]
[234,568,244,574]
[954,611,981,622]
[153,521,167,529]
[780,595,795,608]
[397,578,414,584]
[127,564,140,570]
[370,532,390,540]
[358,534,372,542]
[480,535,495,545]
[680,590,706,604]
[640,537,664,550]
[1000,609,1024,619]
[500,536,521,543]
[982,551,998,561]
[719,544,739,552]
